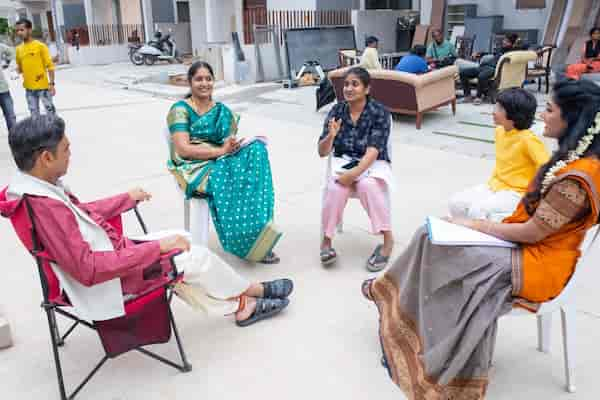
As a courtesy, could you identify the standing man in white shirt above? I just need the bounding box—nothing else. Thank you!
[0,42,17,132]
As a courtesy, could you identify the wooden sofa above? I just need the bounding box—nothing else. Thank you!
[328,66,458,129]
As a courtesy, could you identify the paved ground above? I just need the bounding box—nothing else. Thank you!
[0,67,599,400]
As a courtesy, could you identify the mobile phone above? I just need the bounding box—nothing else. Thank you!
[341,160,359,170]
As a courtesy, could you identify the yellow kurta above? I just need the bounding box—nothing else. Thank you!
[488,127,550,195]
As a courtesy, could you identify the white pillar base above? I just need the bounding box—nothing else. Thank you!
[0,317,13,349]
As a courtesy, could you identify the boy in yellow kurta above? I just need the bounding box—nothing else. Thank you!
[449,88,550,221]
[15,18,56,116]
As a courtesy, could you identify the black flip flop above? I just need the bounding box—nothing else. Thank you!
[262,279,294,299]
[235,297,289,327]
[259,252,281,264]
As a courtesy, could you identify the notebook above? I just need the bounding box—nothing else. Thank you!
[426,216,518,248]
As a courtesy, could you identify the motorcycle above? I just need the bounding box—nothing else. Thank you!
[130,30,182,66]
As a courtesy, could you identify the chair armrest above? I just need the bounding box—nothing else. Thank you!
[413,66,459,88]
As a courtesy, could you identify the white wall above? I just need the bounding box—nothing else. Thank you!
[120,0,142,24]
[446,0,553,32]
[353,9,412,52]
[92,0,114,24]
[189,0,206,54]
[66,43,129,64]
[268,0,317,10]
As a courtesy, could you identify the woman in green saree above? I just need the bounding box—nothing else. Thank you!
[166,61,281,263]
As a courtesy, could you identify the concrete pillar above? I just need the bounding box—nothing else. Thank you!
[0,317,12,350]
[420,0,432,25]
[83,0,95,25]
[54,0,65,27]
[141,0,154,41]
[205,0,218,43]
[359,0,366,10]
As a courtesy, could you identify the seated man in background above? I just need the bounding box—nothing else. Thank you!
[3,115,294,327]
[394,45,428,74]
[459,33,519,105]
[426,28,457,68]
[360,36,382,70]
[449,88,549,221]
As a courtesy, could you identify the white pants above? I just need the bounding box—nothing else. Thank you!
[448,184,522,222]
[174,246,250,316]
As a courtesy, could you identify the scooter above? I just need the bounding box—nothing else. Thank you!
[131,30,182,66]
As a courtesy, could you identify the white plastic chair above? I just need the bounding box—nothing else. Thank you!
[320,116,393,236]
[163,128,211,245]
[506,226,599,393]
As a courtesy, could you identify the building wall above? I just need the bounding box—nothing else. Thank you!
[353,9,412,52]
[316,0,360,9]
[119,0,142,24]
[62,0,86,28]
[446,0,553,32]
[189,0,207,53]
[92,0,115,24]
[268,0,317,10]
[152,0,175,22]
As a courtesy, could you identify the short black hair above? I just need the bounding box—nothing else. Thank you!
[15,18,32,29]
[9,115,66,171]
[343,66,370,88]
[411,45,427,57]
[505,33,519,46]
[495,88,537,130]
[590,27,600,36]
[365,36,379,46]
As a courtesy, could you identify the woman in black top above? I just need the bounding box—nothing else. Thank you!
[318,67,394,272]
[566,27,600,80]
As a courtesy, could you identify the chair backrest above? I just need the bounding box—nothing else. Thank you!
[412,25,430,48]
[455,35,475,59]
[0,187,126,306]
[495,50,537,91]
[450,25,465,46]
[537,225,599,314]
[490,33,505,53]
[339,49,357,67]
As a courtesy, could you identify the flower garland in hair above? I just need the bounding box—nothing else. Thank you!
[541,112,600,193]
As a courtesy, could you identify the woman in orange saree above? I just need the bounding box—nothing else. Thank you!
[362,79,600,399]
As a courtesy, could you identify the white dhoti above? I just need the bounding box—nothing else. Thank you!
[448,184,522,222]
[173,245,250,316]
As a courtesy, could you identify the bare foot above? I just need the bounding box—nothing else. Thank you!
[244,283,265,298]
[235,297,257,322]
[321,237,333,250]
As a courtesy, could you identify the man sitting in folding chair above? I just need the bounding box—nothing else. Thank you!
[4,115,294,328]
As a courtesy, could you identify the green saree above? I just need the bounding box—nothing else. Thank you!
[167,100,281,261]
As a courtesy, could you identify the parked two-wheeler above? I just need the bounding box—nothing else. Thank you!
[130,30,182,66]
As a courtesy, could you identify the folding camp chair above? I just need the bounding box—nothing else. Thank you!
[0,189,192,400]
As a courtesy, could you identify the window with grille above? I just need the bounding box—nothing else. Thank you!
[365,0,412,9]
[516,0,546,9]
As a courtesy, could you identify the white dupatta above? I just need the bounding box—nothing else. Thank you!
[8,172,125,321]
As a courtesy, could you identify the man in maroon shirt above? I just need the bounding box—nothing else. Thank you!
[4,115,293,326]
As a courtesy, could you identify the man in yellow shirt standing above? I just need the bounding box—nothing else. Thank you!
[15,18,56,116]
[449,88,550,221]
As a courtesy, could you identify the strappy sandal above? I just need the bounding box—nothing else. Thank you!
[320,248,337,266]
[262,278,294,299]
[361,278,375,301]
[235,297,289,327]
[367,245,390,272]
[259,252,280,264]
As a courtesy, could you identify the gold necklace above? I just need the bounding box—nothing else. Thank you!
[190,97,213,115]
